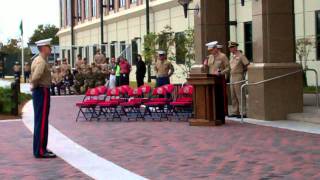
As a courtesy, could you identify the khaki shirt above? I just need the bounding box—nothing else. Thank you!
[207,52,230,75]
[94,54,106,65]
[30,55,51,87]
[75,60,83,71]
[230,52,250,75]
[60,63,71,76]
[100,63,109,74]
[80,64,90,74]
[52,72,63,84]
[154,60,174,77]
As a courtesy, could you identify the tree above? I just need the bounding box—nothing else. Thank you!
[296,38,314,69]
[157,25,175,57]
[0,39,21,56]
[143,32,158,65]
[29,24,59,45]
[296,38,315,87]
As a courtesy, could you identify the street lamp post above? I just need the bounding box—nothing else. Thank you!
[100,0,108,45]
[145,0,152,82]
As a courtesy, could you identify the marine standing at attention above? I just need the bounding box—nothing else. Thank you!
[30,38,56,158]
[228,41,250,118]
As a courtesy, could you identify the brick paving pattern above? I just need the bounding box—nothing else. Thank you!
[48,96,320,180]
[0,121,90,179]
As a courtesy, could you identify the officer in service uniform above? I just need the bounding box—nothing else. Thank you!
[94,48,106,66]
[154,50,174,87]
[30,38,56,158]
[24,62,31,83]
[80,58,90,74]
[60,58,71,77]
[203,41,230,116]
[13,61,21,80]
[228,41,250,118]
[204,41,230,77]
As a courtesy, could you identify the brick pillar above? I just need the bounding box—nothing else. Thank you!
[115,0,119,12]
[88,0,92,20]
[126,0,129,9]
[247,0,303,120]
[193,0,229,67]
[82,0,85,21]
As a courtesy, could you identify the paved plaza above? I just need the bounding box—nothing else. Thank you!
[0,96,319,179]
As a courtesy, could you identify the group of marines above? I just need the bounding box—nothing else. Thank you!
[203,41,250,118]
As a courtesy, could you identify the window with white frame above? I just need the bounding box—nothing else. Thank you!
[92,0,97,17]
[130,0,137,4]
[66,0,71,26]
[109,0,114,10]
[59,0,64,26]
[77,0,82,20]
[119,0,126,8]
[84,0,90,19]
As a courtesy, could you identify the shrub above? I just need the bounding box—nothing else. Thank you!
[0,87,32,114]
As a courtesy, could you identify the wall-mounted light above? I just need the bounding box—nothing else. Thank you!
[178,0,200,18]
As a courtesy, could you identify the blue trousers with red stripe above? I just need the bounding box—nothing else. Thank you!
[32,87,50,157]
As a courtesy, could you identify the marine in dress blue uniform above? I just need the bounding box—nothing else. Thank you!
[30,38,56,158]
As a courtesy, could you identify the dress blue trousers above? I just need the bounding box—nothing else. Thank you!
[32,87,50,157]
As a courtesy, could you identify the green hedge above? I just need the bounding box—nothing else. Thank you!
[0,87,32,114]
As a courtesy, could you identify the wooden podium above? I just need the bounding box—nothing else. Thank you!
[187,72,226,126]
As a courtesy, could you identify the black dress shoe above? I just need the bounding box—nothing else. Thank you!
[35,152,57,159]
[228,114,238,118]
[236,115,247,118]
[45,150,54,155]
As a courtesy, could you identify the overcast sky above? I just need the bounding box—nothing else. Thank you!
[0,0,59,46]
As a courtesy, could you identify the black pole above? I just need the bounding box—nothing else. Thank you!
[71,0,75,67]
[225,0,230,56]
[100,0,104,45]
[146,0,151,82]
[146,0,150,34]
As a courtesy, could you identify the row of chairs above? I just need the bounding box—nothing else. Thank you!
[75,84,194,122]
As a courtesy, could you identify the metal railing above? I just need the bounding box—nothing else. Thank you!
[240,69,305,123]
[227,80,248,85]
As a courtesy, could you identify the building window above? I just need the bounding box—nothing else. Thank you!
[316,11,320,61]
[85,46,89,60]
[120,41,126,57]
[101,45,106,56]
[92,46,97,60]
[84,0,90,19]
[119,0,126,8]
[62,49,66,59]
[175,32,186,64]
[78,47,83,57]
[244,21,253,61]
[92,0,97,17]
[110,43,116,58]
[59,0,63,27]
[109,0,114,10]
[67,50,71,64]
[131,40,138,65]
[130,0,136,4]
[66,0,72,26]
[77,0,82,21]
